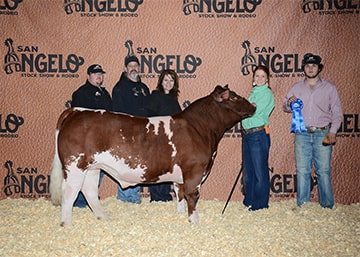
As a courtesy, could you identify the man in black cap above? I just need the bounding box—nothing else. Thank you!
[283,53,342,209]
[71,64,112,207]
[72,64,112,110]
[112,55,150,203]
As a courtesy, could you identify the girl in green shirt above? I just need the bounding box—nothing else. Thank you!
[241,65,275,211]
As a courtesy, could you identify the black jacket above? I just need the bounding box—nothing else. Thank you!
[112,72,150,117]
[71,80,112,111]
[147,90,182,117]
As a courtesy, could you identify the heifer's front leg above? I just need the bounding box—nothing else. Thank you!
[61,168,85,226]
[82,169,108,221]
[184,183,200,223]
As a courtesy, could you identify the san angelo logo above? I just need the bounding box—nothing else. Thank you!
[0,113,24,139]
[64,0,143,17]
[3,38,85,79]
[0,0,23,16]
[182,0,262,18]
[301,0,360,15]
[124,39,202,80]
[2,160,49,199]
[337,113,360,139]
[240,40,304,79]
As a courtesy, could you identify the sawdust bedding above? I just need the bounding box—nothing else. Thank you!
[0,197,359,257]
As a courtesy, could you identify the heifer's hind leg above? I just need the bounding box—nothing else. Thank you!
[82,169,108,221]
[61,167,85,226]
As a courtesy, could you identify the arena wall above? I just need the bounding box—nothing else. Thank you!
[1,1,359,204]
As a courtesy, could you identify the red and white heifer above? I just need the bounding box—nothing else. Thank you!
[50,85,255,226]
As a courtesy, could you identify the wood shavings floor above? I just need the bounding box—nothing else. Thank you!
[1,198,359,256]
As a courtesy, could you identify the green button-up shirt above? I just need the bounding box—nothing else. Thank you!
[242,83,274,130]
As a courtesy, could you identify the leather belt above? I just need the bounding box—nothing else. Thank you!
[306,124,330,133]
[242,126,265,135]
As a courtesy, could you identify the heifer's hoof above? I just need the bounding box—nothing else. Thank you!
[95,213,108,221]
[188,211,199,223]
[60,221,70,227]
[96,215,108,221]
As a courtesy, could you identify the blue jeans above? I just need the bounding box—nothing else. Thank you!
[117,185,141,203]
[73,171,104,208]
[294,129,334,208]
[242,129,270,210]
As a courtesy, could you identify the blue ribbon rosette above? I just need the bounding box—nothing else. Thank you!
[290,98,306,133]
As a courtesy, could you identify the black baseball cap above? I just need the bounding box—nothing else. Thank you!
[124,55,140,66]
[87,64,106,74]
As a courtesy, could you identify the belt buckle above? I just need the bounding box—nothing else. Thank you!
[307,126,316,133]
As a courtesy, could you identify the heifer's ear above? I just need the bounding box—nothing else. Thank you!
[213,85,223,102]
[214,85,224,93]
[213,85,230,102]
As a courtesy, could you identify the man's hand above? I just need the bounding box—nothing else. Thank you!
[287,96,297,107]
[323,132,337,145]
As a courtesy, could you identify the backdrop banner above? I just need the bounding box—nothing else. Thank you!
[1,1,359,204]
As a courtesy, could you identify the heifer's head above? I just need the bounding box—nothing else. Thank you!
[211,85,256,120]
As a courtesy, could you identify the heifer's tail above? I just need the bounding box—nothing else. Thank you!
[49,108,74,206]
[49,130,63,206]
[49,108,75,206]
[50,108,75,206]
